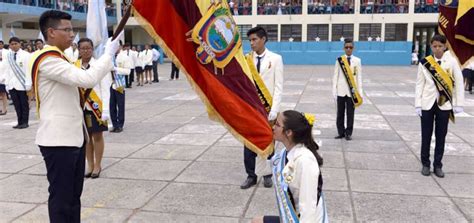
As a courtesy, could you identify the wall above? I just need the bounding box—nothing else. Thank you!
[242,41,412,65]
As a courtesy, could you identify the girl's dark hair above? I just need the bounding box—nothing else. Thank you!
[282,110,323,166]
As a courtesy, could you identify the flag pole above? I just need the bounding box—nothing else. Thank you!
[112,1,132,41]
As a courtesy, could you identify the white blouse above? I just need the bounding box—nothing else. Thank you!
[283,144,324,223]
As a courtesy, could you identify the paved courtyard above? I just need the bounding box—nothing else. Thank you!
[0,64,473,222]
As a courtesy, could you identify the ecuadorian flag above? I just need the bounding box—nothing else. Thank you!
[132,0,274,156]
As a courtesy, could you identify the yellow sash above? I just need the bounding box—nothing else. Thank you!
[245,52,273,113]
[29,46,70,118]
[74,59,105,125]
[422,55,455,122]
[338,56,363,108]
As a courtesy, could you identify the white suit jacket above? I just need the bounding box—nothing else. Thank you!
[1,49,32,91]
[332,55,363,97]
[118,50,135,70]
[31,46,113,147]
[141,49,153,66]
[415,54,464,110]
[252,48,284,114]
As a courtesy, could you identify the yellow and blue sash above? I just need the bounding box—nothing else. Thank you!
[420,55,455,122]
[337,56,363,108]
[29,46,70,118]
[272,148,329,223]
[245,52,273,114]
[272,149,299,223]
[74,59,106,125]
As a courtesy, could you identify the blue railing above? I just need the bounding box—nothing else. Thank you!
[242,41,412,65]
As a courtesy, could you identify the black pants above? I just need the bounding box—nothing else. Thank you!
[336,96,354,136]
[462,68,473,92]
[263,216,280,223]
[152,60,159,82]
[40,143,85,223]
[244,146,273,179]
[171,63,179,79]
[420,103,450,168]
[125,69,134,87]
[9,89,29,125]
[110,87,125,128]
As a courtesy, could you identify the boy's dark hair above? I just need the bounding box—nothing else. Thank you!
[247,26,268,42]
[35,39,44,44]
[344,38,354,45]
[431,34,447,44]
[78,38,94,48]
[9,37,21,44]
[0,40,4,44]
[39,10,72,41]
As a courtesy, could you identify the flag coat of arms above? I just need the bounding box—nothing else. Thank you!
[132,0,274,156]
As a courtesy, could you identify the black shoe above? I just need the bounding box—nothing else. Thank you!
[17,124,29,129]
[115,127,123,133]
[345,135,352,141]
[421,166,430,176]
[91,169,101,179]
[334,135,345,139]
[110,127,117,133]
[433,168,444,178]
[84,172,92,178]
[240,177,257,189]
[12,124,20,129]
[263,175,273,188]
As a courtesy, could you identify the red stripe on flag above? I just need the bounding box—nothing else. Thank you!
[133,0,273,152]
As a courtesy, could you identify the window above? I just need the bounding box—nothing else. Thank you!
[238,25,252,41]
[256,24,278,41]
[359,23,381,41]
[257,0,303,15]
[281,25,302,42]
[229,0,252,16]
[307,24,329,41]
[385,23,407,41]
[332,24,354,41]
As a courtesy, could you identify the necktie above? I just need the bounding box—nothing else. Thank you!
[14,52,17,61]
[145,50,148,55]
[127,50,129,56]
[347,56,351,65]
[437,60,441,65]
[257,56,263,73]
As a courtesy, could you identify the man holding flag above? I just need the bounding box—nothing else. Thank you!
[29,10,121,222]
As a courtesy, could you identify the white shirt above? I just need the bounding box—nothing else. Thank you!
[64,47,79,63]
[332,54,363,97]
[283,144,324,222]
[0,49,32,91]
[117,50,134,71]
[251,48,284,114]
[141,49,153,66]
[412,53,419,62]
[415,53,464,110]
[152,48,160,62]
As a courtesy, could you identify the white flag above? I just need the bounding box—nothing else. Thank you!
[73,33,80,44]
[86,0,108,57]
[38,31,45,41]
[9,26,16,38]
